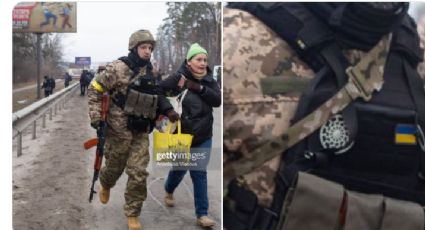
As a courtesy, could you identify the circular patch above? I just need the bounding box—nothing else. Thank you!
[319,114,354,154]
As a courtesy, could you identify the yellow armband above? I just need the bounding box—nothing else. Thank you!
[91,79,105,93]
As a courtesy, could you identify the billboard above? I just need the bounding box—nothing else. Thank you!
[13,2,77,33]
[75,57,91,66]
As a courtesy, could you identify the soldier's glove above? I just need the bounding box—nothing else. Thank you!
[185,80,203,93]
[166,109,180,123]
[90,119,101,130]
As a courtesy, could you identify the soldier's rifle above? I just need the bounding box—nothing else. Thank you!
[83,93,109,202]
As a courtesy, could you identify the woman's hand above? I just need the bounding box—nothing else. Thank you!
[185,80,203,93]
[166,109,180,122]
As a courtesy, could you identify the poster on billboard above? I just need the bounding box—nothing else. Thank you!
[75,57,91,67]
[13,2,77,33]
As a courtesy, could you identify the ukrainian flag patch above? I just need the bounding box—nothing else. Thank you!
[395,124,417,145]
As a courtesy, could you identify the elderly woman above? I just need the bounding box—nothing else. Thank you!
[158,43,221,228]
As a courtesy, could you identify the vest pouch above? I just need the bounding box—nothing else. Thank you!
[281,172,424,230]
[342,190,423,230]
[123,89,158,120]
[379,197,425,230]
[280,172,344,230]
[343,191,384,230]
[123,88,139,115]
[133,92,158,120]
[127,115,154,133]
[311,168,425,205]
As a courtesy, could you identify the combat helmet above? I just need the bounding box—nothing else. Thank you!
[128,29,155,50]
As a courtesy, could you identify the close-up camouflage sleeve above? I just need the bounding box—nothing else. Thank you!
[223,7,314,207]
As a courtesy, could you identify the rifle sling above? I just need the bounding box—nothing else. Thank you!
[224,35,391,190]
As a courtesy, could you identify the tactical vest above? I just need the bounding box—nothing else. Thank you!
[225,3,425,230]
[112,56,158,133]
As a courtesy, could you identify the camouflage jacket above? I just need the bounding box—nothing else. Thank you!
[88,59,172,140]
[223,7,425,207]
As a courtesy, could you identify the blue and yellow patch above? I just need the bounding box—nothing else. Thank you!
[395,124,417,145]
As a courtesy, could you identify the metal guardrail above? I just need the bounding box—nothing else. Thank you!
[12,82,80,157]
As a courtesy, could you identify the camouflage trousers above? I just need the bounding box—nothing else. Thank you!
[99,132,150,217]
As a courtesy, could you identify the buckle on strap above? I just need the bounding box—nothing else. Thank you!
[345,66,372,101]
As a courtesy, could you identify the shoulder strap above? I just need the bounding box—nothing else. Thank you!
[288,37,389,145]
[224,35,391,190]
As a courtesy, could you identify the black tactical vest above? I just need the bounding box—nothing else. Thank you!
[113,56,158,133]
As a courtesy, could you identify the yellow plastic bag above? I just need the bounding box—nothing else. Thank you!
[153,120,193,162]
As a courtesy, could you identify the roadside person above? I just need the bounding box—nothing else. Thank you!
[41,75,52,97]
[80,70,89,96]
[49,76,55,93]
[64,72,72,87]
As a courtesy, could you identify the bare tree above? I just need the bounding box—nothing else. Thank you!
[13,33,65,83]
[153,2,221,74]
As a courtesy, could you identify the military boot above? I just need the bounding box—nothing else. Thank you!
[127,216,142,230]
[197,216,215,228]
[164,192,175,207]
[99,185,110,204]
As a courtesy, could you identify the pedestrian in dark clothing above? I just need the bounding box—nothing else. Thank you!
[49,76,56,94]
[41,75,53,97]
[158,43,221,228]
[86,71,94,85]
[64,72,72,87]
[80,70,89,96]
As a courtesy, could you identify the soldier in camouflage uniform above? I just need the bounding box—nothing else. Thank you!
[223,3,425,230]
[88,29,179,230]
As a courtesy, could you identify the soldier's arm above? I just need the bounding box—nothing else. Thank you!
[87,64,118,122]
[223,7,312,207]
[158,71,182,97]
[156,95,174,116]
[156,72,180,116]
